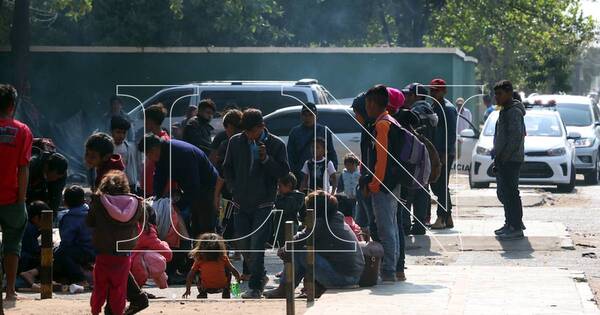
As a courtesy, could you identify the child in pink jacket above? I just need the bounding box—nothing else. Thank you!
[131,208,173,288]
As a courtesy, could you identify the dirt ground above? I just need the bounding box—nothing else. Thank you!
[4,298,307,315]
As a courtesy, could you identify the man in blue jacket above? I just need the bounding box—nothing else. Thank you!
[287,103,338,185]
[429,78,458,230]
[140,134,218,237]
[223,108,290,299]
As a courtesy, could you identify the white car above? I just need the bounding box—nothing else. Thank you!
[263,104,362,168]
[467,108,577,192]
[525,95,600,184]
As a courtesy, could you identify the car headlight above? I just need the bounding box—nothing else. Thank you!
[547,147,566,156]
[574,138,595,148]
[476,146,492,156]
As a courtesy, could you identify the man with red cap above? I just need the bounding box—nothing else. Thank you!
[429,78,458,230]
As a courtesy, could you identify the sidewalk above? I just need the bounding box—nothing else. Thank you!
[305,266,600,315]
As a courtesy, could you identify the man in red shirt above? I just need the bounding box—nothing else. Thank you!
[0,84,33,300]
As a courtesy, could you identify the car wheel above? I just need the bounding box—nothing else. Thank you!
[469,171,490,189]
[584,154,600,185]
[557,164,576,193]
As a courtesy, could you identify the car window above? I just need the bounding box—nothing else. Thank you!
[264,111,301,137]
[318,110,361,134]
[483,113,562,137]
[556,103,593,127]
[200,90,309,115]
[146,88,194,118]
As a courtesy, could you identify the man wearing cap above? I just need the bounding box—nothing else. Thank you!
[429,78,458,230]
[183,99,216,155]
[223,108,290,298]
[287,102,338,186]
[400,83,439,234]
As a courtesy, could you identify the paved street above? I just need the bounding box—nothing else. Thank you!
[9,175,600,314]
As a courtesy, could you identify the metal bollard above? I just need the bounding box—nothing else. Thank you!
[285,221,295,315]
[40,210,53,299]
[304,209,315,302]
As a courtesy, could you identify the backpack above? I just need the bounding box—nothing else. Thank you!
[415,133,441,184]
[378,115,432,189]
[358,239,384,287]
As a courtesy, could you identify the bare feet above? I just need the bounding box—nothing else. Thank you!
[5,291,18,301]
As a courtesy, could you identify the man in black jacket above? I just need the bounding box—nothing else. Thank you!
[398,83,438,235]
[183,99,216,155]
[492,80,526,240]
[223,108,290,298]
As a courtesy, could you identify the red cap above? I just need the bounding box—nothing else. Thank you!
[430,78,447,91]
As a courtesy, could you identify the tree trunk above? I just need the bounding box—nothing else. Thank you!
[378,0,393,46]
[10,0,31,96]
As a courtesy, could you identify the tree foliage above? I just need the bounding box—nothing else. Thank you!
[425,0,597,92]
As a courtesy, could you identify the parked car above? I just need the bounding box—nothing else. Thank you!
[264,104,362,168]
[127,79,336,140]
[525,95,600,184]
[467,108,577,192]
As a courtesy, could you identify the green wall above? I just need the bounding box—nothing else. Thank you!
[0,47,477,121]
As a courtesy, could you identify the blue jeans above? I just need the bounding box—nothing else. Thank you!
[282,251,360,289]
[371,189,400,277]
[235,206,273,290]
[355,186,378,240]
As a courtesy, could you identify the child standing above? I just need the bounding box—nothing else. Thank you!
[336,153,360,217]
[87,171,144,315]
[183,233,241,299]
[54,185,95,285]
[85,132,124,191]
[300,137,337,194]
[111,115,139,193]
[274,173,306,246]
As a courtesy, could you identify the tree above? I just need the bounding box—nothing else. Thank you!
[425,0,596,93]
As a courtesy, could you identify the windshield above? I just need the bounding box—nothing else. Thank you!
[556,104,593,127]
[483,113,563,137]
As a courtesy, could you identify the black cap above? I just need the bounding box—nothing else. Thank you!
[301,102,318,115]
[402,83,428,96]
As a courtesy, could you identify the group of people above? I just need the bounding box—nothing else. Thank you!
[0,76,526,313]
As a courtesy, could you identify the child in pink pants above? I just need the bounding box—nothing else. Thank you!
[87,170,143,315]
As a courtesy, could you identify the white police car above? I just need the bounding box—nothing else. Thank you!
[467,107,577,192]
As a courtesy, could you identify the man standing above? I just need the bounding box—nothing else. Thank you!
[430,78,458,230]
[287,102,338,185]
[492,80,526,240]
[223,109,289,298]
[364,85,402,283]
[183,99,216,155]
[400,83,438,235]
[0,84,33,301]
[140,134,218,237]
